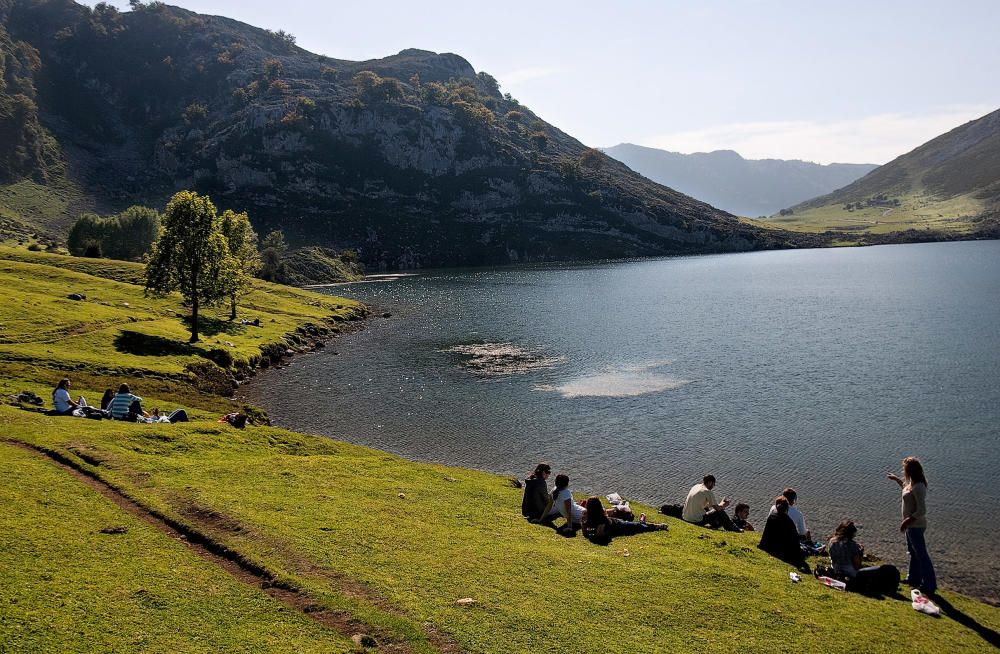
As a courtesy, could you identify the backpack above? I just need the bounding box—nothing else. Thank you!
[659,503,684,519]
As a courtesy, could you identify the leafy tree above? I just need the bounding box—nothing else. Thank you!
[114,205,160,259]
[218,209,260,320]
[259,229,288,282]
[352,71,403,105]
[145,191,229,342]
[67,206,159,260]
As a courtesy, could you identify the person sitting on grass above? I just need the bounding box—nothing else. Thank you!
[682,475,741,531]
[100,389,114,411]
[52,378,83,416]
[521,463,552,521]
[732,503,755,531]
[768,487,811,542]
[758,495,808,571]
[535,473,584,535]
[827,519,900,595]
[582,496,667,545]
[108,383,143,420]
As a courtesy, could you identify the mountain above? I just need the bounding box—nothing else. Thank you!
[780,109,1000,236]
[0,0,803,268]
[603,144,877,217]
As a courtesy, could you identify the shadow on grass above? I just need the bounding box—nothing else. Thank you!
[115,330,198,357]
[181,315,245,338]
[934,594,1000,649]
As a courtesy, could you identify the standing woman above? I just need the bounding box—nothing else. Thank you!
[888,456,936,594]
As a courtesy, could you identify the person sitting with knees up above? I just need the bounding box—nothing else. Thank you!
[583,496,667,545]
[732,503,755,531]
[759,495,808,571]
[538,473,584,535]
[682,475,741,532]
[522,463,552,522]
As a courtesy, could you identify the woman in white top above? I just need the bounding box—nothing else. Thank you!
[887,456,936,594]
[52,378,80,416]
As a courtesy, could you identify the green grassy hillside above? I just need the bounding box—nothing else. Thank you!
[762,109,1000,238]
[2,248,998,653]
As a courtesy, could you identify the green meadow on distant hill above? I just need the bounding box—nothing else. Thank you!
[2,248,999,653]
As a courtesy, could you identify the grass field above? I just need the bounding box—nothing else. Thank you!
[2,248,999,653]
[752,191,987,235]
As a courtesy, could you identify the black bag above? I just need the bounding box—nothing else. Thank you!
[659,503,684,519]
[848,564,900,596]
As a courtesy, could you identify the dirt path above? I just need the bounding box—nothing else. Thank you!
[6,439,466,654]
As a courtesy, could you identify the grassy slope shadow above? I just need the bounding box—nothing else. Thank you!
[114,330,199,357]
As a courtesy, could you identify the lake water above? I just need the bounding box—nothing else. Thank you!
[244,240,1000,603]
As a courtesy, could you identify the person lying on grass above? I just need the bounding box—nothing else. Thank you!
[582,496,667,545]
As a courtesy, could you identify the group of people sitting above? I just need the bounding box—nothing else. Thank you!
[520,463,669,545]
[525,467,928,598]
[51,378,188,423]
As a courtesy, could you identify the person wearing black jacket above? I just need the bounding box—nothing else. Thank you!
[521,463,552,521]
[758,495,808,571]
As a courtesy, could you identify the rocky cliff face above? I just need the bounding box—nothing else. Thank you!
[1,0,802,267]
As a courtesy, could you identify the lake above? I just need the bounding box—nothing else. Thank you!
[244,240,1000,603]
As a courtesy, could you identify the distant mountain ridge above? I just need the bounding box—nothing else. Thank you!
[0,0,804,267]
[604,144,877,217]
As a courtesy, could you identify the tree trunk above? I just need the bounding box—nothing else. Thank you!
[230,294,237,321]
[190,291,199,342]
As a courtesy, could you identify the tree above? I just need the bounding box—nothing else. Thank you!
[580,148,604,170]
[145,191,229,342]
[218,209,261,320]
[259,229,288,282]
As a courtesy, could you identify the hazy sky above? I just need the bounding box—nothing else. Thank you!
[90,1,1000,164]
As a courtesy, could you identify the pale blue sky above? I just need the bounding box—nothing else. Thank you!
[90,1,1000,164]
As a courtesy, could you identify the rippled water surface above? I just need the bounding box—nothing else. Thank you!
[245,241,1000,602]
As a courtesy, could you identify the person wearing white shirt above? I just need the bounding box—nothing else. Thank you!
[538,473,584,535]
[768,487,811,541]
[51,378,81,415]
[682,475,741,531]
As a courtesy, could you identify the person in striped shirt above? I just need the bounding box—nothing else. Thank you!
[108,383,142,420]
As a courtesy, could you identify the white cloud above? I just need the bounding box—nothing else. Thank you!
[643,106,995,164]
[499,66,562,86]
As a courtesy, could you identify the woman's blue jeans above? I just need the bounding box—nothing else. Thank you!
[905,527,936,593]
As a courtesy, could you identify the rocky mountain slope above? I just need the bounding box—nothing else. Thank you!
[779,108,1000,236]
[0,0,804,267]
[604,144,876,217]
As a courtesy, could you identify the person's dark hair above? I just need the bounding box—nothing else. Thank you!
[53,378,70,401]
[734,502,749,515]
[703,475,716,485]
[554,474,569,490]
[832,519,857,542]
[584,496,609,528]
[782,488,797,504]
[774,496,789,513]
[118,383,130,394]
[101,389,114,410]
[530,463,551,480]
[902,456,927,487]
